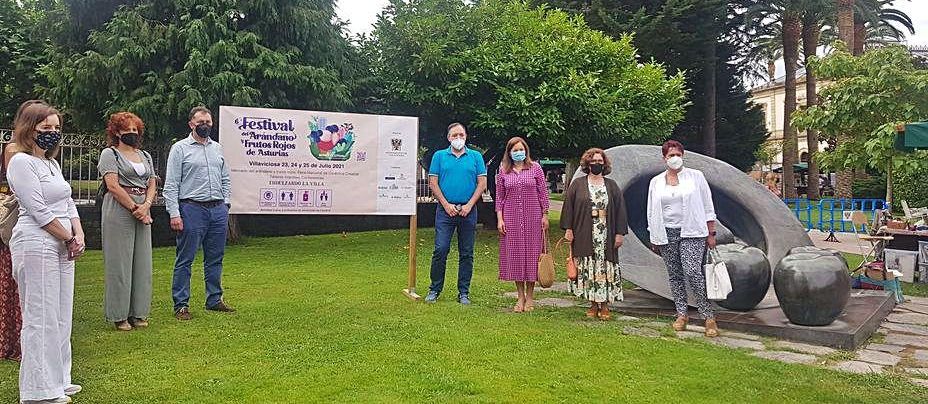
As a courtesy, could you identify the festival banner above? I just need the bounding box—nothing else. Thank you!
[219,106,418,215]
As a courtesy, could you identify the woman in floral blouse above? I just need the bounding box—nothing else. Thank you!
[560,148,628,320]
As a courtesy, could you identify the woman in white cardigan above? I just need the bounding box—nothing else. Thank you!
[647,140,718,337]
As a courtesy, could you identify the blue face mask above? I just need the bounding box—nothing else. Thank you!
[511,150,526,162]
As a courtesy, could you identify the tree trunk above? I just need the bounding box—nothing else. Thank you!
[227,215,242,244]
[853,19,866,55]
[834,0,855,199]
[802,21,821,200]
[781,12,801,199]
[836,0,855,50]
[702,42,717,157]
[886,159,893,205]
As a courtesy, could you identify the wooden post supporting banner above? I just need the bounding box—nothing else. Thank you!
[403,214,420,300]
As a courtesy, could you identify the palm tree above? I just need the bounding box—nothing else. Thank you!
[836,0,855,48]
[746,26,784,84]
[832,0,855,199]
[799,0,834,200]
[853,0,916,54]
[748,1,805,198]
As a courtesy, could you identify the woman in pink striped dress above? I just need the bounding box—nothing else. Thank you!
[495,137,549,313]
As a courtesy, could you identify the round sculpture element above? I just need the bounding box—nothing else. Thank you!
[716,244,771,311]
[788,246,848,268]
[773,249,851,326]
[606,145,813,303]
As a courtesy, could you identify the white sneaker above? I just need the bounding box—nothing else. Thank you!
[64,384,82,396]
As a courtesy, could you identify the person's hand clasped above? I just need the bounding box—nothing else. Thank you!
[459,203,473,217]
[443,202,458,217]
[132,203,151,223]
[66,236,85,261]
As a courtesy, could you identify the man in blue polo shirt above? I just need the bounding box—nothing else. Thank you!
[425,122,487,304]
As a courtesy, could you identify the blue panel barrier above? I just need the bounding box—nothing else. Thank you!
[782,198,889,233]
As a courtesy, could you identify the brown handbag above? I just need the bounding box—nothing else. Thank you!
[537,229,555,288]
[556,237,578,281]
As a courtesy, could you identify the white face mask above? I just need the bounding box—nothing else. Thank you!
[667,156,683,170]
[450,138,466,150]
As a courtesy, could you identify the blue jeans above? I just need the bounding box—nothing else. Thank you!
[429,205,477,296]
[172,202,228,310]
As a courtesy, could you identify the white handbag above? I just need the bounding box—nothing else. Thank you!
[705,249,732,301]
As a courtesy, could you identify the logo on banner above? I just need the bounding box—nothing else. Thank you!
[308,116,355,161]
[279,190,296,207]
[391,138,402,151]
[260,189,277,207]
[316,189,332,208]
[298,190,314,207]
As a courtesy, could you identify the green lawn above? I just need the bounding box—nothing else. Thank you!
[1,221,926,403]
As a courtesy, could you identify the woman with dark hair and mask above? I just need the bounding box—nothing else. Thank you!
[98,112,158,331]
[8,102,85,403]
[560,148,628,320]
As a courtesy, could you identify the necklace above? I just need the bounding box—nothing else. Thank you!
[40,157,57,176]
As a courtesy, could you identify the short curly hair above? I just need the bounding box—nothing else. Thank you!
[662,140,684,156]
[105,112,145,148]
[579,147,612,175]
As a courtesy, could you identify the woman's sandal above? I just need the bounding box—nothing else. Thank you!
[598,305,612,320]
[586,303,599,318]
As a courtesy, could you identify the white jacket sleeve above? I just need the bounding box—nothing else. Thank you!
[697,171,717,222]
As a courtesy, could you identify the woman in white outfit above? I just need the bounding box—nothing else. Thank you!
[8,103,85,404]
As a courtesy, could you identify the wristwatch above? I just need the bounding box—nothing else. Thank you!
[65,237,77,245]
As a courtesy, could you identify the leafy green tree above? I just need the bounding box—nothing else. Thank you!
[542,0,769,171]
[41,0,360,142]
[792,46,928,204]
[366,0,687,167]
[0,0,48,126]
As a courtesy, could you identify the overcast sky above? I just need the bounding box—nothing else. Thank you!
[337,0,927,45]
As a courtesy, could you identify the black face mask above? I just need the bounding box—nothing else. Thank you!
[36,130,62,150]
[589,163,604,175]
[195,123,212,139]
[119,133,139,147]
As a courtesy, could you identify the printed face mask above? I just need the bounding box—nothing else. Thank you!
[510,150,526,162]
[195,124,212,139]
[120,133,139,146]
[450,138,466,150]
[589,163,604,175]
[36,130,62,150]
[667,156,684,170]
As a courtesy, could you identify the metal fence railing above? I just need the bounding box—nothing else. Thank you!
[1,129,170,206]
[783,198,889,233]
